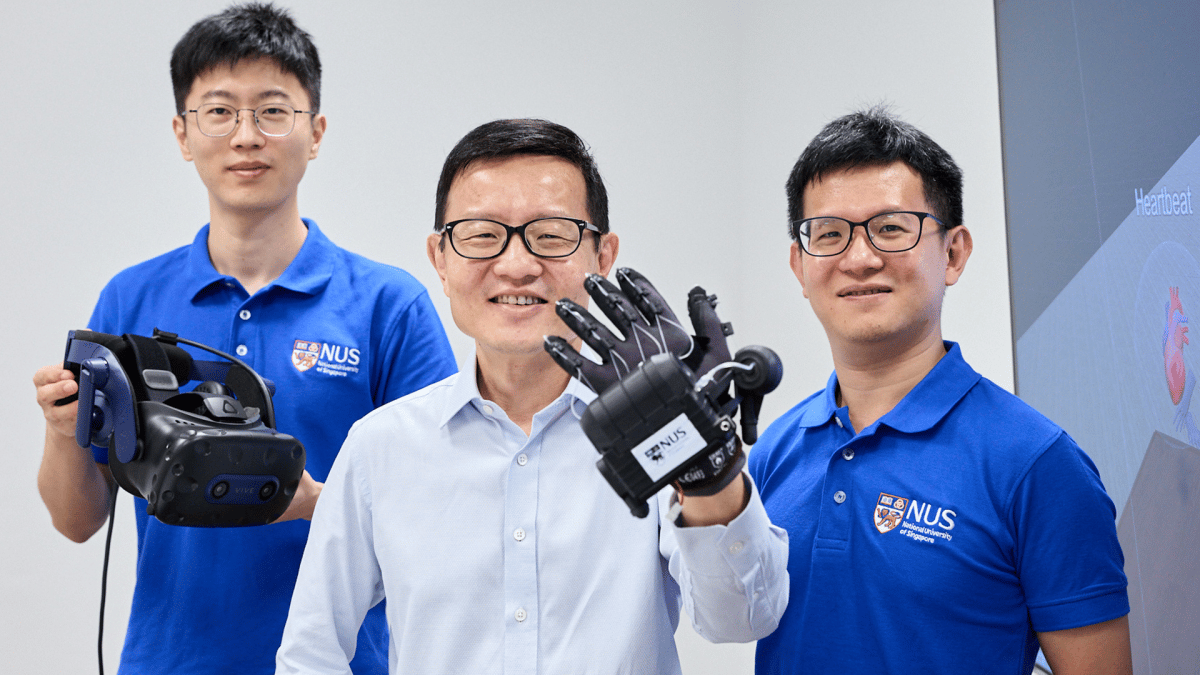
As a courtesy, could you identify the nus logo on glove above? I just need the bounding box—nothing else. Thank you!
[633,414,707,482]
[645,427,688,462]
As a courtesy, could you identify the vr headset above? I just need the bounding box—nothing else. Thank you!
[59,329,305,527]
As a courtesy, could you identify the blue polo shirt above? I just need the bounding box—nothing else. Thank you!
[87,220,457,675]
[748,342,1128,675]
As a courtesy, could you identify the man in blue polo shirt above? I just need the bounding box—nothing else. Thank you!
[748,107,1132,674]
[31,4,455,674]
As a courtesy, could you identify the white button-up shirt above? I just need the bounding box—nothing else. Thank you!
[278,368,788,675]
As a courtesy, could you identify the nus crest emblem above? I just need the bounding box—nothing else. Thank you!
[874,493,907,534]
[292,340,320,372]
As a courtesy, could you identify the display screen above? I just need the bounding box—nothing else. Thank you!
[997,0,1200,669]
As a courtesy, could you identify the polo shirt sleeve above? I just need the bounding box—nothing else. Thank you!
[277,429,385,674]
[661,476,790,642]
[372,287,457,407]
[1011,433,1130,632]
[87,281,121,335]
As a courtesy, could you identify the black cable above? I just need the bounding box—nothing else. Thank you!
[98,483,119,675]
[154,329,278,427]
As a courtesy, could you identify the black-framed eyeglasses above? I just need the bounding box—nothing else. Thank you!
[441,217,600,260]
[790,211,945,257]
[184,103,316,138]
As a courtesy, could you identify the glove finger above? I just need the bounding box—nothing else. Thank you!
[616,268,692,357]
[555,298,623,363]
[584,273,639,338]
[544,335,619,392]
[615,268,674,325]
[543,335,587,381]
[685,286,733,372]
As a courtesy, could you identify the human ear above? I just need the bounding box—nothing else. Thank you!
[789,241,810,299]
[427,232,451,297]
[172,115,193,162]
[943,226,973,287]
[595,233,619,277]
[307,113,327,160]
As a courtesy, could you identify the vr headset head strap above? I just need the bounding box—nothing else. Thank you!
[123,333,188,402]
[149,329,277,427]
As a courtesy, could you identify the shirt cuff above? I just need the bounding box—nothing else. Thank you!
[1028,585,1131,632]
[670,474,784,577]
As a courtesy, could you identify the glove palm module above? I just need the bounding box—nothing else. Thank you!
[545,268,781,517]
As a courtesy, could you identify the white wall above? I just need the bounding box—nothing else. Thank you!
[0,1,1010,672]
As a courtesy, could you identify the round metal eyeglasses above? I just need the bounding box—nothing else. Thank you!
[184,103,316,138]
[791,211,945,256]
[441,217,600,259]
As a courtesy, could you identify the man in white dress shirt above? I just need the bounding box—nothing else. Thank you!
[276,118,789,675]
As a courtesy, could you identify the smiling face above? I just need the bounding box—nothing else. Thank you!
[171,57,326,222]
[791,161,971,359]
[428,155,618,365]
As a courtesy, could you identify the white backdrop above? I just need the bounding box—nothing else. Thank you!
[0,1,1011,672]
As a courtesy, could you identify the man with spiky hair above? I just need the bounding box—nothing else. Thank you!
[748,106,1131,674]
[32,4,455,673]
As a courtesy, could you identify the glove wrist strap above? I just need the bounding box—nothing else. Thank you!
[679,436,745,497]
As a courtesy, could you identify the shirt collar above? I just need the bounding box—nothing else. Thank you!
[439,367,482,427]
[795,369,843,428]
[437,349,599,428]
[882,342,979,433]
[796,341,981,434]
[186,218,334,301]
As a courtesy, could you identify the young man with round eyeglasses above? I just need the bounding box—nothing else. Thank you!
[31,4,455,673]
[746,106,1132,675]
[276,118,789,675]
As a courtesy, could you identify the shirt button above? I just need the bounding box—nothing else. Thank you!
[238,309,251,320]
[728,541,744,554]
[514,608,527,622]
[842,448,855,460]
[513,528,526,542]
[834,416,844,428]
[516,453,528,466]
[235,345,248,356]
[833,490,847,504]
[482,404,494,416]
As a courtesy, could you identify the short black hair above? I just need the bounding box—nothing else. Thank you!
[170,3,321,114]
[786,105,963,236]
[434,119,610,237]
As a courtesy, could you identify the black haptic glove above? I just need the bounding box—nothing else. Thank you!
[544,268,781,518]
[581,352,745,513]
[544,268,731,393]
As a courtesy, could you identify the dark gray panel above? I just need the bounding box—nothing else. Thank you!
[1116,432,1200,673]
